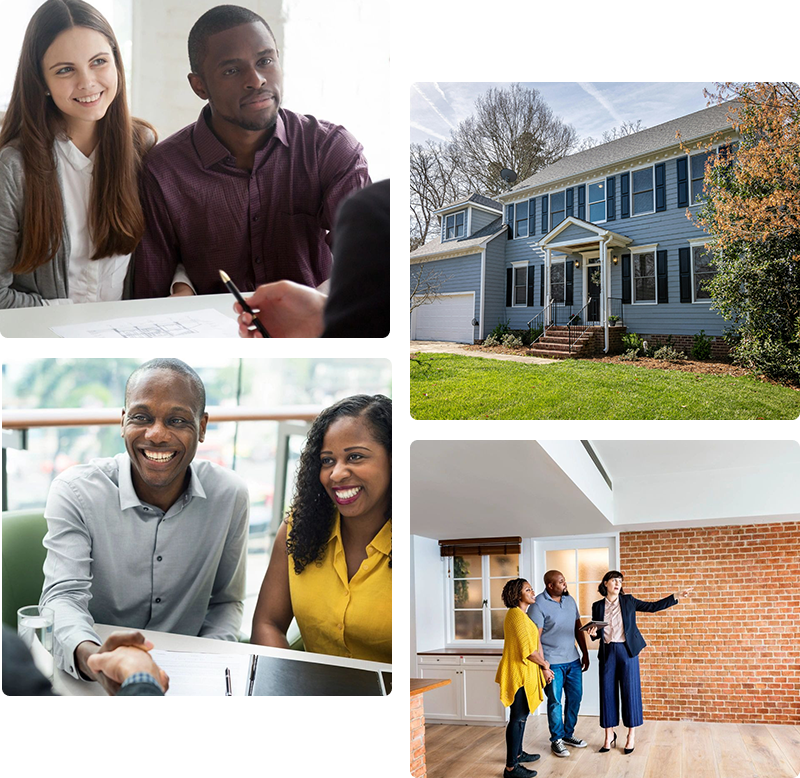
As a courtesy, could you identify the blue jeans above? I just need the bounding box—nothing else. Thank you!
[544,659,583,742]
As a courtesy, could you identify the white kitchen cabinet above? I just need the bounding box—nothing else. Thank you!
[417,654,506,725]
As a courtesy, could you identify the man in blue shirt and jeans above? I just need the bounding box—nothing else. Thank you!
[528,570,591,758]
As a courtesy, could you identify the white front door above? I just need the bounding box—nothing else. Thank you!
[532,537,617,717]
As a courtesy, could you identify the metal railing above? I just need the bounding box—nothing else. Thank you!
[527,300,555,345]
[606,297,625,327]
[568,298,595,352]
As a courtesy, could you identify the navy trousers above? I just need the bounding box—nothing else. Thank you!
[599,641,643,728]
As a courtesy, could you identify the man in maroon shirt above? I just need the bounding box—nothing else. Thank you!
[131,5,369,299]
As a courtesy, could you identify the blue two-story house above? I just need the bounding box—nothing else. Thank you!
[410,102,737,356]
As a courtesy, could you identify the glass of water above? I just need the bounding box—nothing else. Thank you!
[17,606,55,682]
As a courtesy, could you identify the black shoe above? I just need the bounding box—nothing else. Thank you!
[503,765,536,778]
[599,732,617,753]
[562,736,587,748]
[551,739,570,757]
[517,752,540,763]
[624,745,635,755]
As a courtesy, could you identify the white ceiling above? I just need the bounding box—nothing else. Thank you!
[410,440,800,539]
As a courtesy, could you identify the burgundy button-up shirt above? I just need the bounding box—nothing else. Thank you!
[131,107,369,298]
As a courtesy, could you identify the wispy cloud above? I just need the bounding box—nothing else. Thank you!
[412,83,456,131]
[410,121,449,142]
[577,82,626,126]
[432,82,448,102]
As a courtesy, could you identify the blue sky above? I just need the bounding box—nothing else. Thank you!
[411,82,719,146]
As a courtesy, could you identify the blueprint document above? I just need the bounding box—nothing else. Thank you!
[51,309,239,338]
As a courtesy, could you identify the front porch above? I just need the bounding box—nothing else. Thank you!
[526,324,628,359]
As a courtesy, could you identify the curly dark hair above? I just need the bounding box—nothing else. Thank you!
[285,394,391,574]
[598,570,624,596]
[501,578,530,608]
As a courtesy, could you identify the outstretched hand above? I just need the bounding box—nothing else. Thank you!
[87,645,169,694]
[678,586,695,599]
[76,630,155,695]
[235,280,326,338]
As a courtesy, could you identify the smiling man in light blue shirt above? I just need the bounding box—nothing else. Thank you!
[40,359,249,695]
[528,570,591,758]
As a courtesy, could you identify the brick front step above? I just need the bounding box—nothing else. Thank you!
[527,348,578,359]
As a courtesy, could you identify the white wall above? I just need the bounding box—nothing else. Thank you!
[411,534,445,675]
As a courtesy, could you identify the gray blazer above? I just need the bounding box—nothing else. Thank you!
[0,143,71,308]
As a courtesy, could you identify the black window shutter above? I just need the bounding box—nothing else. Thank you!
[677,157,689,207]
[679,247,692,302]
[506,267,513,307]
[565,260,574,306]
[655,163,666,212]
[507,203,514,240]
[657,249,668,303]
[621,254,631,304]
[606,176,615,221]
[528,199,536,236]
[541,195,548,233]
[566,187,574,218]
[577,185,586,220]
[527,265,535,306]
[620,173,630,218]
[540,264,544,307]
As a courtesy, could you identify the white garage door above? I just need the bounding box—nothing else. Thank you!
[412,293,475,343]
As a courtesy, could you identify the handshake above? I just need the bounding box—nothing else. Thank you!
[80,630,169,696]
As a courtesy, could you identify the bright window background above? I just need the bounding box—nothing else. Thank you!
[2,357,391,637]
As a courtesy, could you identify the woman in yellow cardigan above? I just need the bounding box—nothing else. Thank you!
[251,395,391,664]
[496,579,555,778]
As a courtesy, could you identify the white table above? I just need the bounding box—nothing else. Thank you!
[53,624,391,696]
[0,294,237,338]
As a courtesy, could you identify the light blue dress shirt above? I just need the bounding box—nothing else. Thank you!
[40,453,249,678]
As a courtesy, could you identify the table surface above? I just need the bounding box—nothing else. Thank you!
[411,678,452,696]
[53,624,391,696]
[0,294,237,338]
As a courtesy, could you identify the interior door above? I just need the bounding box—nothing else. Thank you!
[532,537,617,717]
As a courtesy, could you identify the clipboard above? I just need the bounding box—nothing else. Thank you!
[579,621,608,632]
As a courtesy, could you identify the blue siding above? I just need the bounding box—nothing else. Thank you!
[482,234,507,336]
[410,253,482,341]
[553,222,600,244]
[470,207,499,234]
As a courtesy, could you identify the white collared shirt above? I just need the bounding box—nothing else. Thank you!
[54,137,131,303]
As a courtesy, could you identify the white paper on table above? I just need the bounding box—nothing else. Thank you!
[149,649,252,696]
[50,309,239,338]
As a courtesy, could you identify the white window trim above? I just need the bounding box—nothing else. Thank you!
[511,260,528,307]
[688,237,715,304]
[586,179,607,224]
[442,209,467,242]
[550,257,567,307]
[514,200,530,239]
[689,143,734,207]
[549,189,566,231]
[630,164,655,217]
[630,242,659,305]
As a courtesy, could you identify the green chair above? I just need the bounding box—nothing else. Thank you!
[2,510,48,628]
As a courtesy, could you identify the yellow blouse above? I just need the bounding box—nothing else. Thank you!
[288,512,391,664]
[495,608,545,711]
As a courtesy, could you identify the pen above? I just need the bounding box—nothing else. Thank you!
[219,269,271,338]
[225,666,232,696]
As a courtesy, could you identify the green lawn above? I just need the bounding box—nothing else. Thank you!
[410,354,800,420]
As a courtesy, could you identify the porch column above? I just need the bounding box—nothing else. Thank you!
[600,238,609,353]
[545,248,552,326]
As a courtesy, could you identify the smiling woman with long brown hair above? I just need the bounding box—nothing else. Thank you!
[0,0,155,308]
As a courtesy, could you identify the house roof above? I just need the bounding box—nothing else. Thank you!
[410,216,505,261]
[436,193,503,214]
[506,101,738,196]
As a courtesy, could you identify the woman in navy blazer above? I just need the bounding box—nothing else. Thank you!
[588,571,693,754]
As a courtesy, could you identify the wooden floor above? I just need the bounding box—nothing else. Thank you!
[424,717,800,778]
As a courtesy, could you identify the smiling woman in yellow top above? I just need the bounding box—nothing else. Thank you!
[251,395,391,664]
[496,579,554,778]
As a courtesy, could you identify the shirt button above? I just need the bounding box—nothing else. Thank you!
[255,257,262,264]
[143,507,149,511]
[157,556,163,562]
[155,597,161,604]
[252,215,259,222]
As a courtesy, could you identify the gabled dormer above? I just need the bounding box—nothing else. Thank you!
[436,194,503,243]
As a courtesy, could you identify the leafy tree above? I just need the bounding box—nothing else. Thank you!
[693,83,800,383]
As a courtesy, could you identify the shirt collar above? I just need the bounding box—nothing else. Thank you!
[118,454,206,511]
[193,106,288,169]
[54,136,95,173]
[326,512,392,557]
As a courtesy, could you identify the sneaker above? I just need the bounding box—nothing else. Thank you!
[562,737,588,748]
[517,751,541,763]
[551,740,570,758]
[503,765,537,778]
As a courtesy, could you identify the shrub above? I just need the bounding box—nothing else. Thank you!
[619,349,640,361]
[733,334,800,384]
[488,321,511,340]
[691,330,713,360]
[483,334,500,347]
[621,332,644,354]
[501,333,523,348]
[527,326,544,344]
[652,345,687,362]
[608,315,620,325]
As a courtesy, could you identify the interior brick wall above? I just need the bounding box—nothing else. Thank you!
[619,521,800,724]
[411,693,427,777]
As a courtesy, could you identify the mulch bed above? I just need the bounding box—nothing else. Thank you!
[461,344,799,389]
